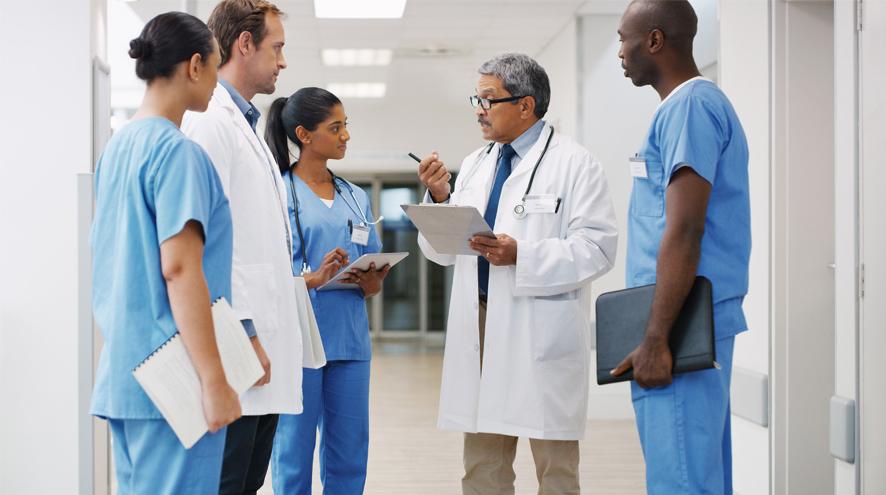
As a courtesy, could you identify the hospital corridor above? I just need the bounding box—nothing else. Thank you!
[2,0,886,494]
[257,342,645,494]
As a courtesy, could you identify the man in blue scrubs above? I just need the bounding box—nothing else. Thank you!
[611,1,751,494]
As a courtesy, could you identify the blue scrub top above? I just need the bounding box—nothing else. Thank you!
[90,117,233,419]
[284,171,381,361]
[626,78,751,339]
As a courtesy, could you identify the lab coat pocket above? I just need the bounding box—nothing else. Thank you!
[630,160,665,217]
[241,264,280,338]
[532,297,586,362]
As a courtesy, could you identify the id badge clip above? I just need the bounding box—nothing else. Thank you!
[629,155,648,179]
[349,220,371,246]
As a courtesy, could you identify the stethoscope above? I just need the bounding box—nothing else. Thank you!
[286,164,382,274]
[458,126,555,220]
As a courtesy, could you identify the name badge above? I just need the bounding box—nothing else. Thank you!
[351,223,371,246]
[629,156,648,179]
[524,194,560,214]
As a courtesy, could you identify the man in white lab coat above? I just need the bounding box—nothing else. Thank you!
[181,1,304,493]
[416,53,618,494]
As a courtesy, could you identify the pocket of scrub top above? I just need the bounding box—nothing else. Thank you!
[532,296,586,362]
[630,159,665,217]
[241,264,280,337]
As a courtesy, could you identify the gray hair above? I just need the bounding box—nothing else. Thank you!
[478,53,551,119]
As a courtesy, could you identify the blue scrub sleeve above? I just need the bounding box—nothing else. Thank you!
[241,319,258,339]
[659,95,727,185]
[153,141,216,244]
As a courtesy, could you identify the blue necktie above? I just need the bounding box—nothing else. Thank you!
[478,144,516,297]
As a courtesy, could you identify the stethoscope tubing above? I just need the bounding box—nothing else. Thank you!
[457,126,555,219]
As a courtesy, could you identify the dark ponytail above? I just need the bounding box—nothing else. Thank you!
[129,12,214,82]
[263,87,343,175]
[266,97,292,175]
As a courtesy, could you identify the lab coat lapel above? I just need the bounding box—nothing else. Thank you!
[215,84,294,256]
[462,143,499,214]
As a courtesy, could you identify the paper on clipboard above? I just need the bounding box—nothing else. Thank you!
[316,252,410,291]
[400,204,495,255]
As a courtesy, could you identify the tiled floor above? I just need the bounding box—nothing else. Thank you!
[260,341,646,494]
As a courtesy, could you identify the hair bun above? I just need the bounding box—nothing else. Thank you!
[128,38,153,60]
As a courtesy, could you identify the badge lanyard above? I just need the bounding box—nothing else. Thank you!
[287,167,383,272]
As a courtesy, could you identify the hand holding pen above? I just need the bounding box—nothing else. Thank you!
[412,152,452,203]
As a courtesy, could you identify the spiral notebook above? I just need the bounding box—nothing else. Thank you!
[133,298,264,449]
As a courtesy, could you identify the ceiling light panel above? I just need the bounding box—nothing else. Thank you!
[327,83,387,98]
[314,0,407,19]
[322,49,393,67]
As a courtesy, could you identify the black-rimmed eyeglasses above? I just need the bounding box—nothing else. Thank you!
[469,94,526,110]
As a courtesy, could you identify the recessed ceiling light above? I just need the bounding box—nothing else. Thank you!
[322,49,393,67]
[327,83,387,98]
[314,0,407,19]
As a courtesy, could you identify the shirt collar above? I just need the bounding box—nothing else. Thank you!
[507,119,546,160]
[219,78,261,131]
[657,76,712,109]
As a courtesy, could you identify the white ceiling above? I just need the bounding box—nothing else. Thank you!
[124,0,593,106]
[114,0,611,167]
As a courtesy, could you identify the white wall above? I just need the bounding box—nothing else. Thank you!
[720,1,772,494]
[576,13,660,419]
[535,18,578,140]
[0,0,104,492]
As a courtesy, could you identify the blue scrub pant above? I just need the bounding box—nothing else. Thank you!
[108,418,226,495]
[631,336,735,495]
[272,360,371,494]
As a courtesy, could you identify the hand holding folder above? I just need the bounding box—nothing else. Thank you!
[133,298,264,448]
[595,276,717,386]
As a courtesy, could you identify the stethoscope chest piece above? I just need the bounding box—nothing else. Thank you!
[513,203,527,219]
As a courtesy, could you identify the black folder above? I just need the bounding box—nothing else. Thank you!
[595,276,716,385]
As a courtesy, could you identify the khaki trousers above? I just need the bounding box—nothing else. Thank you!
[462,300,580,495]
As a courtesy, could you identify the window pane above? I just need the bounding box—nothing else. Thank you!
[380,185,420,331]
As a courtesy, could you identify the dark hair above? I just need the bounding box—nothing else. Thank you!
[129,12,214,82]
[265,87,342,174]
[208,0,283,67]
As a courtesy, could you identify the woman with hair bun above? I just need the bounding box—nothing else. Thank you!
[265,87,388,494]
[90,11,240,494]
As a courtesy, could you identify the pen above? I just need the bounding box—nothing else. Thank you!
[408,152,422,163]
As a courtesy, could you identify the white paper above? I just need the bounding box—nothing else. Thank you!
[401,204,495,255]
[316,252,410,291]
[132,298,264,449]
[293,276,326,368]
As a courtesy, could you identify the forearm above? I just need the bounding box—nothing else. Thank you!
[167,268,227,388]
[644,226,703,344]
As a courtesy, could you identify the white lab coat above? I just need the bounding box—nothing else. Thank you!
[419,124,617,440]
[182,83,304,416]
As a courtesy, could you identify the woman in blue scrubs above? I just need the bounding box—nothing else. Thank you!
[90,13,240,494]
[265,88,390,494]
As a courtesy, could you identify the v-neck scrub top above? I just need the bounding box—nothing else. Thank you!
[284,171,381,361]
[90,117,233,419]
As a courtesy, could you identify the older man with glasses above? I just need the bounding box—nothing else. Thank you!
[415,53,618,494]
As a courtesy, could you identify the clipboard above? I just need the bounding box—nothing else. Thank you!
[400,204,495,255]
[316,252,410,291]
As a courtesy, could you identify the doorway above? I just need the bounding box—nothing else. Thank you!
[770,1,836,493]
